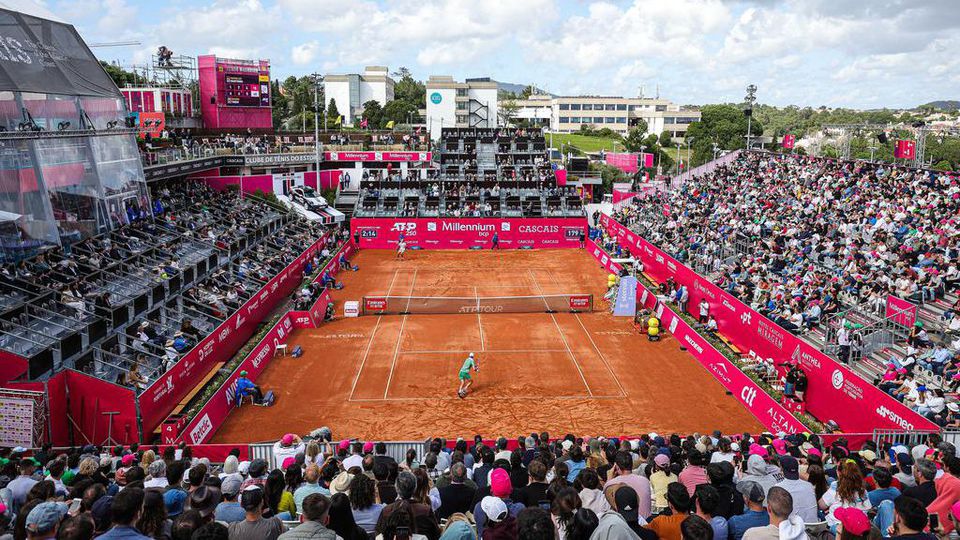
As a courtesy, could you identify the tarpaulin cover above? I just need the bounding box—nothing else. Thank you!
[0,8,120,97]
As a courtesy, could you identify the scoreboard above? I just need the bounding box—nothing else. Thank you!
[224,72,270,107]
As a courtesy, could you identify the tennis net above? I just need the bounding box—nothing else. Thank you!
[361,294,593,315]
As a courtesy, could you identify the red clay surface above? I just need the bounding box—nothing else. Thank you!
[212,249,763,442]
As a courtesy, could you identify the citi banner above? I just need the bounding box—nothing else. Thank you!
[179,315,294,445]
[598,213,937,433]
[138,235,328,436]
[351,218,586,249]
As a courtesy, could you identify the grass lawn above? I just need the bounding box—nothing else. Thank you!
[546,133,624,153]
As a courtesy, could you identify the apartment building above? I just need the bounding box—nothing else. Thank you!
[324,66,395,125]
[424,76,499,140]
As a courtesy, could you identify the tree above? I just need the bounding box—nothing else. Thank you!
[685,104,763,166]
[383,99,418,127]
[327,98,340,121]
[360,100,383,128]
[622,123,648,152]
[499,99,519,127]
[393,67,425,109]
[520,85,535,99]
[100,61,143,87]
[659,131,672,147]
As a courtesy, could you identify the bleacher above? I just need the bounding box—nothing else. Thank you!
[0,180,330,389]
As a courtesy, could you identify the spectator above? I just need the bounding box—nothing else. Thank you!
[726,481,768,540]
[138,489,172,540]
[604,452,652,520]
[438,464,475,520]
[774,456,818,523]
[740,487,804,540]
[10,459,41,513]
[551,487,581,540]
[646,483,692,540]
[867,468,901,508]
[327,493,367,540]
[480,496,518,540]
[516,507,553,540]
[517,460,549,509]
[98,488,151,540]
[273,436,305,470]
[650,455,678,513]
[277,494,336,540]
[349,472,384,534]
[575,469,609,517]
[902,459,937,507]
[215,477,245,524]
[474,469,523,538]
[707,463,743,520]
[609,486,654,540]
[693,485,727,540]
[227,486,286,540]
[294,466,327,516]
[888,496,934,540]
[24,502,68,540]
[820,462,872,531]
[376,472,441,540]
[679,450,710,497]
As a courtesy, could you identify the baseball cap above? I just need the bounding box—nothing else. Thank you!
[25,502,68,534]
[343,454,363,471]
[771,439,787,455]
[614,486,639,523]
[338,439,351,451]
[239,370,248,377]
[490,468,512,498]
[654,454,670,467]
[780,456,799,480]
[480,496,508,522]
[561,440,573,451]
[281,434,295,446]
[736,480,765,504]
[949,402,960,413]
[281,457,296,470]
[859,449,877,463]
[237,460,251,476]
[363,441,375,454]
[835,507,870,535]
[221,475,243,497]
[748,444,768,457]
[121,454,136,466]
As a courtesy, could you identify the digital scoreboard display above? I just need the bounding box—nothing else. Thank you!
[223,72,270,107]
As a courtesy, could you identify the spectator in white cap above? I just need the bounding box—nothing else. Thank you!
[479,496,516,540]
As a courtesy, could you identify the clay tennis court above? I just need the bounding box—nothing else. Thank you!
[212,249,762,442]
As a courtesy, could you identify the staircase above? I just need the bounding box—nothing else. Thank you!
[334,183,360,218]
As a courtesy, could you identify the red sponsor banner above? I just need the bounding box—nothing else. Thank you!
[179,315,294,444]
[605,152,639,173]
[138,112,165,138]
[782,134,796,149]
[641,153,654,168]
[323,151,431,162]
[139,236,327,436]
[597,213,938,433]
[61,370,140,445]
[0,350,28,385]
[289,288,334,329]
[885,295,918,327]
[568,295,592,310]
[351,218,586,250]
[895,140,916,160]
[587,238,623,274]
[612,190,637,204]
[555,169,567,186]
[364,297,387,313]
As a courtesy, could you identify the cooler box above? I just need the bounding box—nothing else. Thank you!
[344,301,360,318]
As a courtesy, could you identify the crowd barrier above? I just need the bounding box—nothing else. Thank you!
[351,218,586,250]
[598,213,938,433]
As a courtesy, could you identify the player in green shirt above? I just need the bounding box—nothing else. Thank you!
[457,352,479,398]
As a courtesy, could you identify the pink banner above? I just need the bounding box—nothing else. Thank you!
[587,238,623,274]
[351,218,586,250]
[555,169,567,186]
[895,140,916,160]
[139,236,327,436]
[289,289,333,329]
[782,134,796,149]
[180,315,294,444]
[605,153,639,173]
[612,190,637,204]
[885,295,918,327]
[598,213,938,433]
[323,151,431,162]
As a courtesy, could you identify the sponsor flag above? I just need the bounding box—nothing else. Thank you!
[385,120,395,129]
[334,115,342,126]
[360,118,368,129]
[782,134,795,149]
[895,139,916,159]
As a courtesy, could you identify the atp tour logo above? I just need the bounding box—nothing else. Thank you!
[831,369,844,390]
[740,311,752,325]
[427,222,437,232]
[391,222,417,233]
[501,222,511,232]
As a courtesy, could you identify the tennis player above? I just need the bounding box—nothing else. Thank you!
[457,352,479,398]
[396,238,406,260]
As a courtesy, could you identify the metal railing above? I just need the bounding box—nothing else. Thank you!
[249,440,430,469]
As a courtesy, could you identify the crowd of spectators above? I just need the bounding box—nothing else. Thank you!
[607,151,960,398]
[4,431,960,540]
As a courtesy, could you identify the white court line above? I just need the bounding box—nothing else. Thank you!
[475,286,485,352]
[349,394,620,402]
[383,269,417,398]
[529,269,593,397]
[348,269,399,400]
[574,313,628,398]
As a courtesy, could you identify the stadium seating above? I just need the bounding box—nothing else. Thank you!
[608,151,960,411]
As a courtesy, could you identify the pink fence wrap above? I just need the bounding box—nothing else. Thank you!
[587,239,622,274]
[139,236,327,436]
[351,218,586,250]
[180,314,295,444]
[598,213,938,433]
[885,295,918,328]
[606,153,638,173]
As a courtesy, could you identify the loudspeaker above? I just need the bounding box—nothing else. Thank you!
[878,133,888,144]
[743,108,752,117]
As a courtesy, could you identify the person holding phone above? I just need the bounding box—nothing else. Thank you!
[885,496,935,540]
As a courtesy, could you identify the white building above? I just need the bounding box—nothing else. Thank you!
[507,94,700,141]
[424,76,498,140]
[324,66,395,125]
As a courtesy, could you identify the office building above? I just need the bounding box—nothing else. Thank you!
[324,66,395,125]
[425,76,498,140]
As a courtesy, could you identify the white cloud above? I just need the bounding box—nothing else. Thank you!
[291,41,320,66]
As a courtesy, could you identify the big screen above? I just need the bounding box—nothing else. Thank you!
[224,73,269,107]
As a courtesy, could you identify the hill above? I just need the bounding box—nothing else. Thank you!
[918,100,960,112]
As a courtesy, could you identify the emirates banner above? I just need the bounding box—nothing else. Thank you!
[351,218,586,250]
[598,213,937,433]
[138,236,328,436]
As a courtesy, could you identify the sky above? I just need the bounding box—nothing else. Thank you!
[37,0,960,109]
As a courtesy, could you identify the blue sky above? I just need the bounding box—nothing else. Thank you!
[43,0,960,109]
